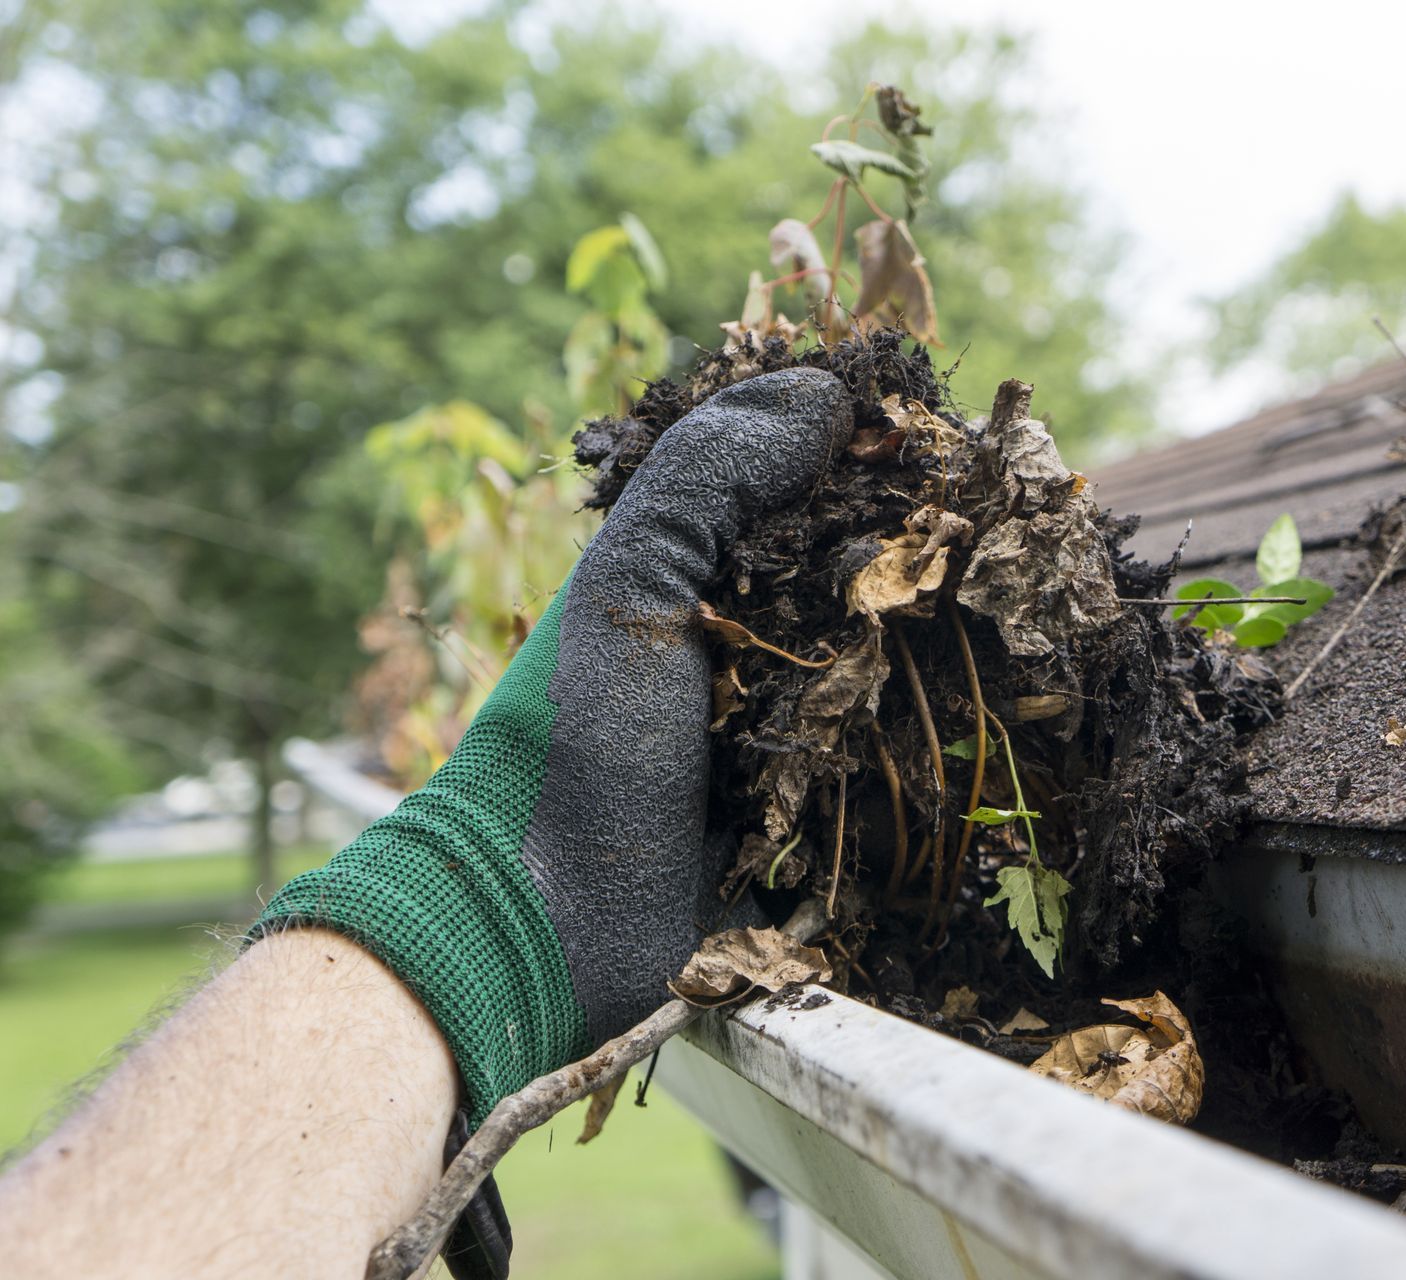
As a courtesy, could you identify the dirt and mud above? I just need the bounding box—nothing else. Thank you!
[575,330,1404,1197]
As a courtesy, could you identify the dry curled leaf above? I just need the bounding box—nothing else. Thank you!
[958,385,1120,657]
[1030,991,1204,1125]
[845,504,973,623]
[1384,715,1405,748]
[853,219,939,345]
[768,217,831,304]
[668,926,832,1008]
[577,1073,628,1146]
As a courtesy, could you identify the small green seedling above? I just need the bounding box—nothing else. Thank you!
[1172,514,1334,647]
[964,728,1070,979]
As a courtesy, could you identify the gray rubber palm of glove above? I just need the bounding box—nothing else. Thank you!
[526,366,851,1042]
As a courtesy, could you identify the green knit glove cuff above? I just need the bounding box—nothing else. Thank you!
[251,588,590,1125]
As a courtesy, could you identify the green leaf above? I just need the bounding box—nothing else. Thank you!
[1256,513,1302,586]
[565,225,631,295]
[810,139,918,184]
[619,212,667,292]
[1171,578,1245,632]
[963,805,1042,825]
[1243,576,1335,628]
[1232,615,1287,648]
[943,734,998,760]
[983,862,1070,979]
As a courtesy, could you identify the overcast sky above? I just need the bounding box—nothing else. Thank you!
[11,2,1404,441]
[639,1,1404,436]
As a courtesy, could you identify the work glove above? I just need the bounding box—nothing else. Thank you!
[253,367,852,1276]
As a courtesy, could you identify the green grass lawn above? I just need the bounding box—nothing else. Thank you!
[1,858,779,1279]
[44,846,328,909]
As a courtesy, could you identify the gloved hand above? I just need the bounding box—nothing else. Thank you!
[253,367,851,1275]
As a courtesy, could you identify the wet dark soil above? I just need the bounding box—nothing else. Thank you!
[575,331,1403,1200]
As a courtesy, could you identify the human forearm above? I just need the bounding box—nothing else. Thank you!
[0,928,457,1280]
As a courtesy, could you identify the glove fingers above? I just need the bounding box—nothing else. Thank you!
[522,369,851,1043]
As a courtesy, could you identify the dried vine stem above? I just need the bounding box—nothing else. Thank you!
[365,899,828,1280]
[871,722,910,901]
[1285,522,1406,702]
[891,623,946,934]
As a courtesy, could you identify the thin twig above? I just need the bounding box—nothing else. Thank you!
[1118,595,1307,607]
[823,184,848,334]
[936,598,987,946]
[400,607,495,692]
[366,900,828,1280]
[826,769,848,921]
[872,722,910,902]
[1286,523,1406,701]
[1373,315,1406,367]
[892,623,947,938]
[806,177,844,230]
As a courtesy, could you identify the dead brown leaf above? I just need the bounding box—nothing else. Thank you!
[957,385,1120,657]
[1030,991,1204,1125]
[710,667,748,731]
[668,927,833,1008]
[999,1008,1051,1035]
[853,219,940,345]
[1384,715,1405,748]
[845,504,973,623]
[768,218,831,304]
[577,1073,628,1145]
[940,985,980,1019]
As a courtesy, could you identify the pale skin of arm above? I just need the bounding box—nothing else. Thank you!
[0,928,458,1280]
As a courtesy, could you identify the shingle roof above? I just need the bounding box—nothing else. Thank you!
[1090,362,1406,832]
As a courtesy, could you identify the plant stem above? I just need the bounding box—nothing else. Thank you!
[1118,595,1307,607]
[766,829,804,890]
[823,183,848,334]
[938,598,987,946]
[852,181,894,223]
[826,769,848,920]
[893,622,948,940]
[872,722,910,901]
[806,178,844,230]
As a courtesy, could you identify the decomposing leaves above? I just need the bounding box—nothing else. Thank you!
[853,219,939,345]
[1384,715,1406,748]
[577,1073,628,1145]
[668,926,832,1008]
[845,505,972,623]
[1030,991,1204,1126]
[758,629,890,840]
[957,394,1120,657]
[984,861,1070,980]
[699,601,835,669]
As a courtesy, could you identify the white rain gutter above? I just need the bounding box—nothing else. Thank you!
[657,979,1406,1280]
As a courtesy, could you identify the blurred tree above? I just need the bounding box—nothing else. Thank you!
[1209,193,1406,387]
[4,0,1147,891]
[0,539,138,948]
